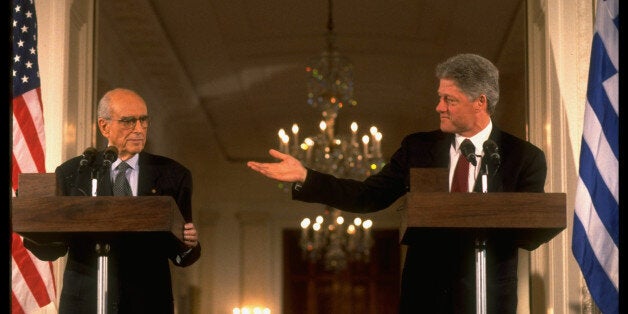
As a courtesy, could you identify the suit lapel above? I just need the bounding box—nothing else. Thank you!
[137,152,160,196]
[472,128,504,192]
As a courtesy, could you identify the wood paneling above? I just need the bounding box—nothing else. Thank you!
[283,229,400,314]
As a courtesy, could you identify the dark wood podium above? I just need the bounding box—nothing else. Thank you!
[12,173,187,314]
[400,168,566,313]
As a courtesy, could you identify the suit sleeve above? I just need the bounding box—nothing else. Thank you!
[170,165,201,267]
[292,136,411,213]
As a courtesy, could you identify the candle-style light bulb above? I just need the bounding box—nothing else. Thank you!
[336,216,344,225]
[280,133,289,154]
[313,223,321,231]
[304,137,314,165]
[278,129,287,152]
[362,135,370,145]
[301,218,311,229]
[304,138,314,147]
[369,127,379,155]
[319,120,327,132]
[291,123,299,152]
[350,122,359,147]
[362,135,370,158]
[351,122,358,133]
[353,217,362,226]
[348,224,356,234]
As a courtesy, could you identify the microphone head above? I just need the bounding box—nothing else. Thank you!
[459,139,477,166]
[80,147,98,166]
[482,139,501,167]
[103,146,119,167]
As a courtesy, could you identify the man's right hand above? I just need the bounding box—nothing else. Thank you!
[247,149,308,183]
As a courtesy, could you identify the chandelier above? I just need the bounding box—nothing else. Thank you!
[276,0,385,272]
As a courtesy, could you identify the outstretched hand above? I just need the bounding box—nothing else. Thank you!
[247,149,308,183]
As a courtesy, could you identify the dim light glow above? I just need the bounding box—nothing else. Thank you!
[233,307,271,314]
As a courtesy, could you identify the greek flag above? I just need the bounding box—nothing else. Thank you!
[572,0,619,313]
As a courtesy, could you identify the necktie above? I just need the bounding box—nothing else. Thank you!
[113,161,132,196]
[451,139,472,192]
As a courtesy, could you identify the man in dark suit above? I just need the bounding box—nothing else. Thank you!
[25,88,201,313]
[247,53,547,313]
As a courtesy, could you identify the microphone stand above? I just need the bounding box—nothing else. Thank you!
[475,160,489,314]
[95,149,116,314]
[90,165,109,314]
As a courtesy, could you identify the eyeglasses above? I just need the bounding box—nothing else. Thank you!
[107,115,150,129]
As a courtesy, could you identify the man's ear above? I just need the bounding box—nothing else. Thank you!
[475,95,487,112]
[98,118,109,137]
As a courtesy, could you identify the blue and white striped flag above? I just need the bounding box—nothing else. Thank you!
[572,0,619,313]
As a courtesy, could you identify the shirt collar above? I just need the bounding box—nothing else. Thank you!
[454,120,493,154]
[113,153,139,170]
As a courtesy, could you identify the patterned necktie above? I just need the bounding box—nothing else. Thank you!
[113,161,132,196]
[451,139,472,192]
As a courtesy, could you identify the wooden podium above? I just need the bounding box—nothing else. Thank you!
[12,173,187,314]
[400,168,566,313]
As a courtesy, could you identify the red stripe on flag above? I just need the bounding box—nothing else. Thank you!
[11,292,26,314]
[11,234,53,307]
[12,1,56,312]
[12,95,46,173]
[11,154,21,194]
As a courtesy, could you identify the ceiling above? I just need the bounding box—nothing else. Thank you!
[97,0,526,165]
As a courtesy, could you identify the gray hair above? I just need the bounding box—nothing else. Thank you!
[435,54,499,115]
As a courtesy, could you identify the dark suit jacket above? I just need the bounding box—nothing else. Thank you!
[293,127,547,314]
[25,151,201,314]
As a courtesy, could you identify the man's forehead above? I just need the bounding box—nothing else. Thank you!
[438,83,462,96]
[111,100,147,114]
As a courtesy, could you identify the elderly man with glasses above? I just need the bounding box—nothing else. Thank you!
[25,88,201,313]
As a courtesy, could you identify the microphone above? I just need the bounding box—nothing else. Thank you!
[482,139,501,168]
[460,139,477,166]
[102,146,119,168]
[79,147,98,173]
[71,147,98,195]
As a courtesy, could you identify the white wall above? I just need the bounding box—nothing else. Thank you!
[527,0,595,313]
[34,0,95,312]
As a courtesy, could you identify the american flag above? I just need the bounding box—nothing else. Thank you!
[572,0,619,313]
[11,0,57,312]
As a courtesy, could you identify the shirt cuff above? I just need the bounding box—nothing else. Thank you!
[176,247,193,264]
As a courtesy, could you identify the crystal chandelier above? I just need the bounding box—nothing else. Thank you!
[305,0,356,122]
[276,0,385,272]
[299,207,374,272]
